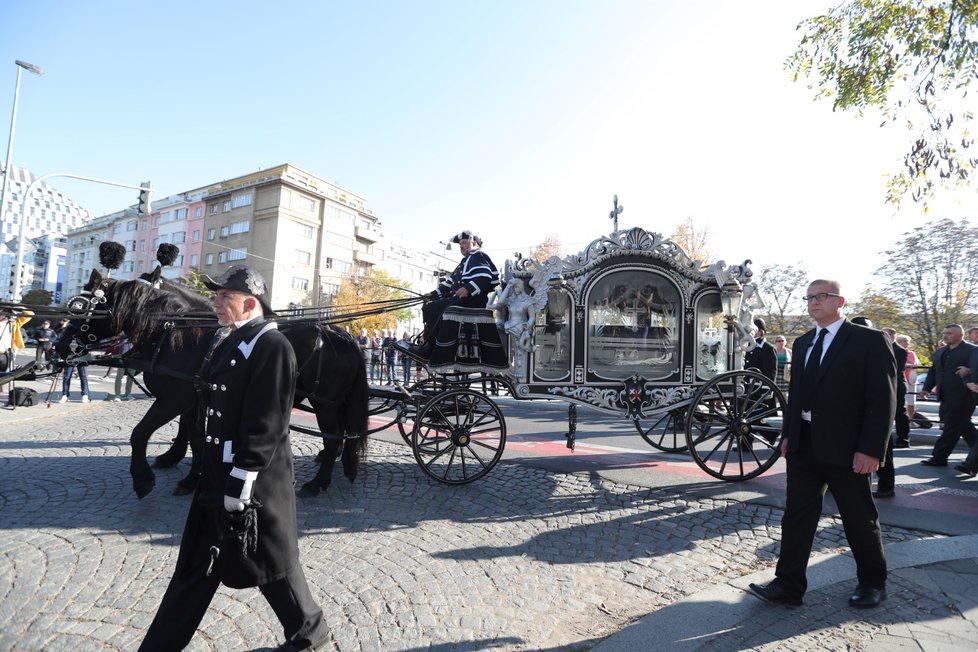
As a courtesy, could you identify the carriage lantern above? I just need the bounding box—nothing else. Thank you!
[720,277,743,332]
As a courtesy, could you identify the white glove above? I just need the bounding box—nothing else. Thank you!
[224,495,249,512]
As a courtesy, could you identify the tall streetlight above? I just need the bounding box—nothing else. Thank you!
[1,60,44,296]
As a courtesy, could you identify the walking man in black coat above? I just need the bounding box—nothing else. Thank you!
[140,265,331,652]
[920,324,978,466]
[749,279,896,609]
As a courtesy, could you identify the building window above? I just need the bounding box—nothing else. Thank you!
[126,220,138,232]
[227,248,247,261]
[190,254,198,267]
[137,261,144,272]
[205,253,214,265]
[218,251,226,264]
[195,206,203,218]
[295,250,311,265]
[124,261,135,272]
[158,211,173,225]
[300,224,314,238]
[207,228,216,241]
[173,231,186,244]
[174,208,188,220]
[140,240,146,252]
[230,220,249,234]
[220,225,230,238]
[292,276,309,290]
[209,205,218,215]
[126,240,136,251]
[193,230,200,242]
[232,193,253,208]
[223,200,232,212]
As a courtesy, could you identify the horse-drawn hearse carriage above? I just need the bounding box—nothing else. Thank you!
[368,207,785,485]
[3,201,784,497]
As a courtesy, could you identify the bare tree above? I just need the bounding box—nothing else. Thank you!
[757,263,809,336]
[876,217,978,355]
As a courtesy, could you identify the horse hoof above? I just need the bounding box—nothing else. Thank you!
[297,481,323,498]
[134,481,155,499]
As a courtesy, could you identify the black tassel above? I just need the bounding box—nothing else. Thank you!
[157,243,179,267]
[98,241,127,271]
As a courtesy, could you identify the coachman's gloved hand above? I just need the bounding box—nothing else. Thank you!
[224,495,249,512]
[220,497,262,557]
[424,291,440,301]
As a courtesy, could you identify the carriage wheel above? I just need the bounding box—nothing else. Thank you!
[411,389,506,484]
[634,407,690,453]
[685,370,785,481]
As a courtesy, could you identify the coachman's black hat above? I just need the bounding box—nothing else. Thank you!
[202,264,275,316]
[450,230,482,246]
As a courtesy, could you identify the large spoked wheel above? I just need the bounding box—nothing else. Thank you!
[634,407,690,453]
[685,370,785,481]
[412,389,506,484]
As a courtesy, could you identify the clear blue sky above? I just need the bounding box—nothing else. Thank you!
[3,0,973,298]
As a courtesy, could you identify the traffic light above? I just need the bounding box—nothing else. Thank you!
[138,182,152,215]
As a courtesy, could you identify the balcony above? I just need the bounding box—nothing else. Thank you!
[353,249,378,266]
[355,225,381,243]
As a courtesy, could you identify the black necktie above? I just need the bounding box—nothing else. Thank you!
[801,328,827,411]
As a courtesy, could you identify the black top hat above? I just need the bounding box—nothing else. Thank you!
[753,317,766,332]
[202,265,275,316]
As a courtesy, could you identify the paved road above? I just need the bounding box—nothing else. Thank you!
[1,380,977,651]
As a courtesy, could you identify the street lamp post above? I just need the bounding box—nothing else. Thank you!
[0,60,44,255]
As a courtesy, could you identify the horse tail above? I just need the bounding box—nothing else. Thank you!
[343,334,370,448]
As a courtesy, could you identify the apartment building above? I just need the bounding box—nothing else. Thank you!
[1,165,91,299]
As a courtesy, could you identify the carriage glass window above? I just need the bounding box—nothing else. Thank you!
[694,292,727,379]
[533,286,572,381]
[587,270,681,380]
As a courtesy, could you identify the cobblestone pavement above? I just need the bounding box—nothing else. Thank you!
[0,401,946,651]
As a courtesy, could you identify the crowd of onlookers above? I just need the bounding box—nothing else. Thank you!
[355,327,422,385]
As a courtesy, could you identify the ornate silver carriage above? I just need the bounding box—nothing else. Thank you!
[372,207,785,486]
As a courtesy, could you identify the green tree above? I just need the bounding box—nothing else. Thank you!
[332,268,414,333]
[176,269,213,298]
[757,263,810,337]
[787,0,978,206]
[847,290,908,331]
[22,289,53,306]
[875,216,978,354]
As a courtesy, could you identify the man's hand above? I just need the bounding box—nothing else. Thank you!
[956,365,971,378]
[852,452,879,475]
[224,496,249,512]
[921,389,931,399]
[455,287,470,299]
[423,291,439,301]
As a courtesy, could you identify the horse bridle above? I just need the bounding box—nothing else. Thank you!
[62,282,115,360]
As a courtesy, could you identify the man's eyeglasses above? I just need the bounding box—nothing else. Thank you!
[802,292,841,303]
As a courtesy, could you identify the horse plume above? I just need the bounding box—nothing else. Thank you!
[99,241,127,275]
[157,243,179,267]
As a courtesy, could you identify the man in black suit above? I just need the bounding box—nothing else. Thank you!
[749,280,896,609]
[920,324,978,466]
[873,326,910,498]
[744,317,778,382]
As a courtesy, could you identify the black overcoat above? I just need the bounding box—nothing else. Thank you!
[174,317,300,589]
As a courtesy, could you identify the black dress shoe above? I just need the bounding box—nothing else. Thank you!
[872,488,895,498]
[748,581,803,606]
[849,584,886,608]
[954,463,978,477]
[275,631,332,651]
[920,458,948,467]
[892,440,910,449]
[393,340,428,362]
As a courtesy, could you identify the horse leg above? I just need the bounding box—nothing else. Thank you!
[172,407,204,496]
[152,422,189,468]
[130,401,179,499]
[298,435,341,498]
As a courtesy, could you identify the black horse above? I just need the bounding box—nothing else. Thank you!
[57,268,369,499]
